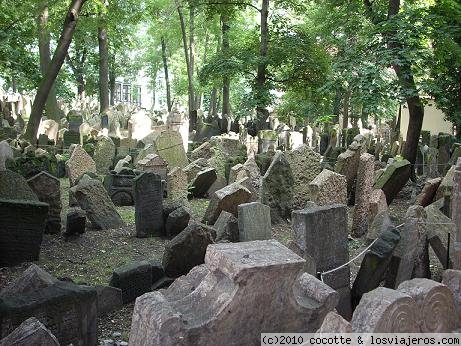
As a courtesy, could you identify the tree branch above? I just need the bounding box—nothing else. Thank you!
[190,1,261,13]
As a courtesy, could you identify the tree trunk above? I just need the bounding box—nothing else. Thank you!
[11,78,17,93]
[255,0,270,130]
[37,1,60,120]
[189,6,195,110]
[176,1,195,129]
[221,13,231,122]
[25,0,87,141]
[109,54,115,106]
[98,16,109,114]
[161,37,172,112]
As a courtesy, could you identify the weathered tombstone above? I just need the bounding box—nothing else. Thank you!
[191,167,217,198]
[335,141,363,201]
[0,140,13,171]
[165,206,190,237]
[435,164,456,202]
[0,317,59,346]
[130,240,338,346]
[202,181,251,225]
[136,153,168,180]
[154,130,188,168]
[438,133,452,174]
[351,153,374,237]
[398,278,460,332]
[65,145,97,186]
[94,136,116,174]
[0,281,97,345]
[416,177,442,207]
[292,204,350,317]
[308,169,347,206]
[162,222,216,277]
[190,141,212,161]
[351,227,401,308]
[352,287,418,332]
[316,311,352,333]
[368,189,388,223]
[165,167,188,205]
[214,211,239,243]
[427,147,439,178]
[0,199,48,267]
[70,174,124,230]
[284,145,322,210]
[65,208,86,237]
[27,171,62,234]
[453,158,461,269]
[386,206,428,288]
[109,261,153,304]
[442,269,461,316]
[238,202,271,241]
[133,172,164,237]
[373,159,411,204]
[260,151,294,223]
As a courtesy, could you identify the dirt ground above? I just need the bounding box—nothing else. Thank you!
[0,178,438,342]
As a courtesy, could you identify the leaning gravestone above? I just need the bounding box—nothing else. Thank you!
[27,171,62,234]
[0,317,59,346]
[133,172,164,237]
[238,202,271,241]
[70,174,124,230]
[154,130,188,169]
[202,181,251,225]
[65,145,97,186]
[0,199,48,267]
[130,240,338,346]
[93,136,116,174]
[373,159,411,204]
[191,167,217,197]
[0,140,13,171]
[0,264,57,298]
[260,151,294,223]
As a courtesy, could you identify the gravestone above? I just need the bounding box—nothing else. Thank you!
[27,171,62,234]
[0,317,59,346]
[435,164,456,201]
[183,158,208,183]
[373,159,411,204]
[0,140,13,171]
[351,227,401,308]
[133,172,164,237]
[292,204,350,317]
[0,281,97,346]
[191,167,217,197]
[154,130,188,169]
[416,177,442,207]
[284,145,322,210]
[0,199,48,267]
[65,145,97,186]
[308,169,347,206]
[0,264,57,298]
[70,175,124,230]
[162,222,216,277]
[0,170,38,201]
[351,153,375,237]
[238,202,271,241]
[109,261,153,304]
[202,181,251,225]
[438,133,452,174]
[94,136,116,174]
[386,206,428,288]
[368,189,388,223]
[214,211,239,243]
[427,147,439,178]
[136,154,168,180]
[165,206,190,237]
[352,287,418,332]
[130,240,338,346]
[190,141,212,161]
[260,151,294,223]
[166,167,188,205]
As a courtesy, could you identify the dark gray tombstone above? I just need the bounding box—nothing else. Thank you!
[133,172,164,237]
[0,199,48,267]
[109,261,153,304]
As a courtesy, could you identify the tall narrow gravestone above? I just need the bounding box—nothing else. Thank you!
[133,173,164,237]
[292,204,351,318]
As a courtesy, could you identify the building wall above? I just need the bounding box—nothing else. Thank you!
[400,101,454,138]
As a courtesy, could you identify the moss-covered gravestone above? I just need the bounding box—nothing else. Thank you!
[373,159,411,204]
